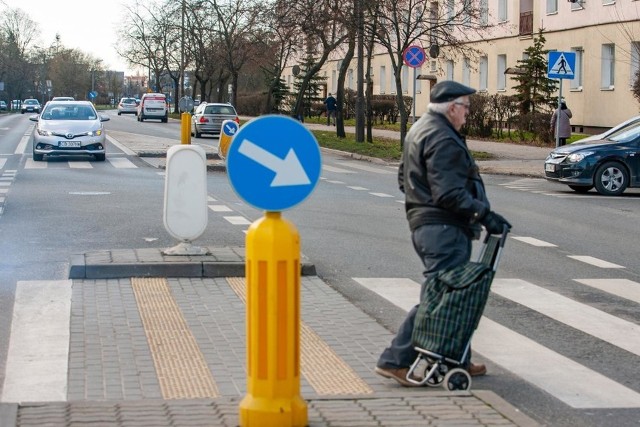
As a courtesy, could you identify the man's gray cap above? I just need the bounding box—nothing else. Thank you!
[430,81,476,103]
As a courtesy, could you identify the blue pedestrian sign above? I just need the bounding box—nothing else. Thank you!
[226,115,321,211]
[221,120,239,137]
[403,45,426,68]
[548,51,576,80]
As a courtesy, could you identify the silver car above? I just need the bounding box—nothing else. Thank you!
[191,102,239,138]
[29,101,110,161]
[117,97,138,115]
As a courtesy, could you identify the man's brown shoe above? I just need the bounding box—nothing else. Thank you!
[468,363,487,377]
[375,366,421,387]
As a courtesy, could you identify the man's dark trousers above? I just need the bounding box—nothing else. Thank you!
[377,224,472,369]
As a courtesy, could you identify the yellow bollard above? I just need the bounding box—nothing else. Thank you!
[181,112,191,144]
[239,211,307,427]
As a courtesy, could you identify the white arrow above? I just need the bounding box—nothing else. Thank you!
[237,138,311,187]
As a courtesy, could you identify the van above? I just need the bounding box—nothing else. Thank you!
[137,93,168,123]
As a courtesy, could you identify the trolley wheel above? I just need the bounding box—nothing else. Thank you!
[444,368,471,391]
[422,363,446,387]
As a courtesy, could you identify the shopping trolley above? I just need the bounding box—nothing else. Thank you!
[406,226,509,391]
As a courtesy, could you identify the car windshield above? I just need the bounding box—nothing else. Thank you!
[607,121,640,143]
[24,100,38,105]
[42,105,97,120]
[122,98,136,104]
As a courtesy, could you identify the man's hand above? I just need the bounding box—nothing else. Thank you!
[480,211,512,234]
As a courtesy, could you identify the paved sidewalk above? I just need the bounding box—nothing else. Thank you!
[0,121,543,426]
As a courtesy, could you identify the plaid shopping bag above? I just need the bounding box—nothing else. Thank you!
[411,261,494,361]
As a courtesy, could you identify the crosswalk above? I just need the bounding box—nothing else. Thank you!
[23,156,138,169]
[356,273,640,409]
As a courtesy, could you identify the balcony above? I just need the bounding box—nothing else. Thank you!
[519,11,533,36]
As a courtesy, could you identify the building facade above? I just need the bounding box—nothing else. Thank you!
[284,0,640,133]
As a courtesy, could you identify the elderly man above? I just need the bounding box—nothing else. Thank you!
[375,81,511,386]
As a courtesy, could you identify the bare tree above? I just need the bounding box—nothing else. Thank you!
[372,0,488,146]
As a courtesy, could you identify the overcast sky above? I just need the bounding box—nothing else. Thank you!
[0,0,141,75]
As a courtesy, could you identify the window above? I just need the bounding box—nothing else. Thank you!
[497,55,507,90]
[430,60,437,72]
[631,42,640,86]
[498,0,508,22]
[446,60,454,80]
[479,56,488,91]
[348,69,354,90]
[601,44,615,89]
[571,0,583,10]
[402,66,409,93]
[446,0,454,19]
[380,66,386,93]
[546,0,558,14]
[571,48,583,90]
[331,70,336,93]
[462,58,470,86]
[416,66,422,92]
[480,0,489,25]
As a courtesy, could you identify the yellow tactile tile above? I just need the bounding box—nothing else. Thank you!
[131,277,219,399]
[227,277,373,396]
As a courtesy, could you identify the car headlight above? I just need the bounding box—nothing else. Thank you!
[567,151,594,163]
[89,129,103,136]
[37,128,52,136]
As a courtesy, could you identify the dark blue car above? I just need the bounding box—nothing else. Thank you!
[544,120,640,196]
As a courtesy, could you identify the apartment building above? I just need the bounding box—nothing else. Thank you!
[285,0,640,133]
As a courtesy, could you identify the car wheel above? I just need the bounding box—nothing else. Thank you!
[118,112,121,116]
[95,153,106,161]
[568,185,593,193]
[594,161,628,196]
[33,152,43,161]
[195,128,202,138]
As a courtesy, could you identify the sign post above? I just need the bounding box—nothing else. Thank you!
[548,51,576,148]
[227,116,321,427]
[403,45,427,125]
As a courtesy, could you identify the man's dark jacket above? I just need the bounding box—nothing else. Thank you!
[398,111,489,235]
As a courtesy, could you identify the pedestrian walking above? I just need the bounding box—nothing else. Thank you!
[324,93,337,126]
[551,101,573,146]
[375,80,511,387]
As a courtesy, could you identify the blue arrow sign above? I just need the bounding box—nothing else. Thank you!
[226,115,321,211]
[548,51,576,80]
[403,45,426,68]
[221,120,239,137]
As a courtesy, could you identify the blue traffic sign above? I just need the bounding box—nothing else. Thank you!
[221,120,239,137]
[403,45,426,68]
[226,115,321,211]
[548,51,576,80]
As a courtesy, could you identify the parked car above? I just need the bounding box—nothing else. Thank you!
[137,93,168,122]
[29,100,110,161]
[117,97,138,115]
[544,118,640,196]
[21,99,41,114]
[191,102,239,138]
[0,101,7,111]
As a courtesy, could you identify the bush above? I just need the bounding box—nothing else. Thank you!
[235,93,267,116]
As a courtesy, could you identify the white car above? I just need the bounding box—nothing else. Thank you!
[29,101,110,161]
[137,93,168,122]
[117,97,138,115]
[579,115,640,143]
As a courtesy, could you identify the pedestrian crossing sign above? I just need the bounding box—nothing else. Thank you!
[548,51,576,79]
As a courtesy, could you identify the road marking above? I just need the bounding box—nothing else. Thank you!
[492,279,640,357]
[575,279,640,305]
[323,164,356,173]
[511,236,557,247]
[0,158,6,169]
[326,180,345,184]
[108,157,137,168]
[336,162,395,174]
[347,186,369,191]
[369,192,394,198]
[568,255,624,269]
[1,280,72,403]
[208,205,233,212]
[224,215,252,225]
[14,127,33,154]
[356,276,640,408]
[68,161,93,169]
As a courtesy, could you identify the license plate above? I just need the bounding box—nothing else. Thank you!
[545,163,556,172]
[59,141,81,148]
